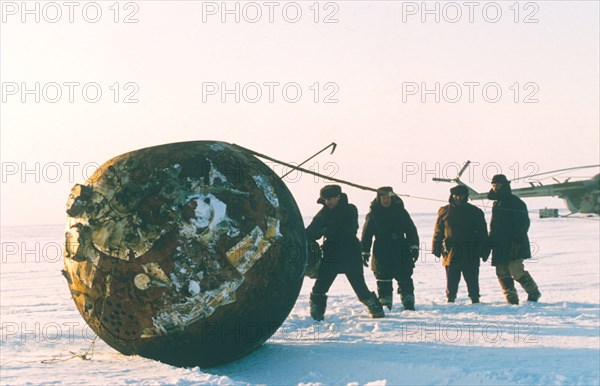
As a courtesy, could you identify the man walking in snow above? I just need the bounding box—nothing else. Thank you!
[360,187,420,311]
[306,185,385,321]
[487,174,541,304]
[432,185,489,304]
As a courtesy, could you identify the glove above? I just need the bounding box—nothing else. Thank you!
[361,252,370,267]
[432,243,442,258]
[408,244,420,263]
[480,242,491,263]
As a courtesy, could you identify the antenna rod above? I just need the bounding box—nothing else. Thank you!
[232,143,378,193]
[281,142,337,178]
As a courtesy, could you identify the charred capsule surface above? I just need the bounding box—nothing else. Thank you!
[63,141,306,367]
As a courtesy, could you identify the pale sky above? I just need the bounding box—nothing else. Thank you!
[1,1,599,226]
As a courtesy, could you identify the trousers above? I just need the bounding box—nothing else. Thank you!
[312,269,372,300]
[445,263,480,300]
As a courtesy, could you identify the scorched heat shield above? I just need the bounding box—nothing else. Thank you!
[62,141,307,367]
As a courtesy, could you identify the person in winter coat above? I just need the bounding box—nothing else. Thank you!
[361,187,420,311]
[488,174,541,304]
[432,185,489,304]
[306,185,385,321]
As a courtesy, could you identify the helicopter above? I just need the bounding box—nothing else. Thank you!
[433,161,600,215]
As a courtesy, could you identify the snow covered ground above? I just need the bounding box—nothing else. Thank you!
[1,212,599,385]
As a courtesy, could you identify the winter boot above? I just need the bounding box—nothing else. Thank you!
[309,292,327,321]
[398,282,416,311]
[498,277,519,305]
[400,292,416,311]
[515,272,541,302]
[360,292,385,318]
[376,280,393,310]
[470,297,480,304]
[527,292,541,302]
[447,296,456,303]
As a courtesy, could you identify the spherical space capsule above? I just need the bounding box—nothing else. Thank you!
[63,141,307,367]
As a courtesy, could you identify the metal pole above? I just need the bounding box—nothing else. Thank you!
[231,143,378,193]
[281,142,337,178]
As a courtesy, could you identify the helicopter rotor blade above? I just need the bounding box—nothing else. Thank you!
[517,164,600,181]
[457,160,471,179]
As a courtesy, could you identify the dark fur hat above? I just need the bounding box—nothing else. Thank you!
[450,185,469,196]
[317,184,342,204]
[491,174,510,184]
[376,186,396,197]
